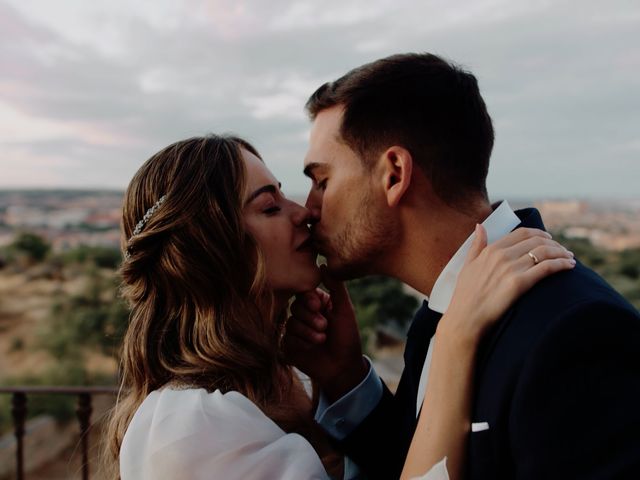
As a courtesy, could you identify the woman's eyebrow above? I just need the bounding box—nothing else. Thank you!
[245,183,281,206]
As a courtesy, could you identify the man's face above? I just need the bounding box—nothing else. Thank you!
[303,106,397,279]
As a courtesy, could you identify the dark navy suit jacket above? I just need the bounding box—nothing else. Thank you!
[339,208,640,479]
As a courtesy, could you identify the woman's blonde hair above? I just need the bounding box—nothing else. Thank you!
[105,135,341,478]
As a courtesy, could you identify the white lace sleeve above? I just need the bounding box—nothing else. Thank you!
[120,388,330,480]
[411,457,450,480]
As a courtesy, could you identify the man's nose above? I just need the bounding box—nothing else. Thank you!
[305,190,321,223]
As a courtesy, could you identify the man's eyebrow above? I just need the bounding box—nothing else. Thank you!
[303,162,326,179]
[245,183,281,206]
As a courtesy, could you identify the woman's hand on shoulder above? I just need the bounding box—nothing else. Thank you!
[442,225,575,347]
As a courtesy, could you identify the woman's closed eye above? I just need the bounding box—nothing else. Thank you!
[263,205,281,215]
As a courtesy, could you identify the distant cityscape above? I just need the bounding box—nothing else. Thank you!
[1,190,640,253]
[0,190,123,252]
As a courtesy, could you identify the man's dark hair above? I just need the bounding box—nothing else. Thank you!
[305,53,494,205]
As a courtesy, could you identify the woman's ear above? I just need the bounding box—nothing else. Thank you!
[381,146,413,207]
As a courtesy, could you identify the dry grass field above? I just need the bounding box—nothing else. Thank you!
[0,266,118,383]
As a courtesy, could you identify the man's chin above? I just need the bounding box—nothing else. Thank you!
[324,255,373,281]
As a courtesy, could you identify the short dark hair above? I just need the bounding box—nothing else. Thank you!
[306,53,493,205]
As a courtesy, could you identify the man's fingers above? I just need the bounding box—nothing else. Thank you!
[291,292,329,329]
[281,332,318,361]
[320,265,349,305]
[299,289,325,312]
[289,301,328,330]
[287,316,327,344]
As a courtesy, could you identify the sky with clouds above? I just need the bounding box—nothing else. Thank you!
[0,0,638,199]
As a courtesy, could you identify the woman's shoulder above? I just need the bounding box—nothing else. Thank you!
[122,387,287,453]
[120,387,329,479]
[132,387,272,428]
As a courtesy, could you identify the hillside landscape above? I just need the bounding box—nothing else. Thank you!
[0,192,639,478]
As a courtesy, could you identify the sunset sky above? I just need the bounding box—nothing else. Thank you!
[1,0,638,198]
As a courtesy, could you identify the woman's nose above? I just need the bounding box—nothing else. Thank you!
[291,202,312,227]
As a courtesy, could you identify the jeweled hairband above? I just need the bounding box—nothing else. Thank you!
[124,195,167,260]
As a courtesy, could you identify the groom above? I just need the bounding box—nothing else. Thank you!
[287,53,640,479]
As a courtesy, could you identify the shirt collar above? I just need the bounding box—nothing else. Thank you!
[427,200,521,314]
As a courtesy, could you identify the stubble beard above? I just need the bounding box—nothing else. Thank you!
[326,194,397,280]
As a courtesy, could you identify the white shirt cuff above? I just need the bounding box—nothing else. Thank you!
[314,356,383,440]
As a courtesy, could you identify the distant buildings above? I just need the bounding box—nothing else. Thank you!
[0,191,123,251]
[535,199,640,251]
[1,191,640,253]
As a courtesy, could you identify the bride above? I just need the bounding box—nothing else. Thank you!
[106,134,574,479]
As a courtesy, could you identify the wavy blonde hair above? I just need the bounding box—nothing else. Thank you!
[105,135,342,478]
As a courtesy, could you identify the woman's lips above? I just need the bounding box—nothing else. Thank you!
[296,236,315,252]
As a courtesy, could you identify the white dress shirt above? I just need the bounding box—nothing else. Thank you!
[415,200,521,414]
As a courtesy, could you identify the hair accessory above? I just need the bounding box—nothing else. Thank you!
[124,195,167,259]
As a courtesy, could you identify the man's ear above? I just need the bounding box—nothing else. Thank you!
[381,146,413,207]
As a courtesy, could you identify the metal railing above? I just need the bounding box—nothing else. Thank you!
[0,386,119,480]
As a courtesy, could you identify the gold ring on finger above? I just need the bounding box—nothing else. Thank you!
[528,251,539,265]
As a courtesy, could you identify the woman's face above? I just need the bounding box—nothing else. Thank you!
[242,148,321,299]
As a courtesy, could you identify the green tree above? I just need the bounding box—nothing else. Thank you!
[552,232,640,310]
[618,249,640,280]
[346,276,420,352]
[60,244,122,269]
[40,268,129,362]
[552,234,607,269]
[11,232,51,262]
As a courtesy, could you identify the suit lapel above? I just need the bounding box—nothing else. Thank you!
[475,208,547,373]
[404,302,442,419]
[405,302,441,379]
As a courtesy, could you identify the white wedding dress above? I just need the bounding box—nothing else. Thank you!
[120,388,449,480]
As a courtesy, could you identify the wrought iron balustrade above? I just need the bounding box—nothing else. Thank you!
[0,386,119,480]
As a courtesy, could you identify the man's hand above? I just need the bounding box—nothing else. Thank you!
[283,265,368,402]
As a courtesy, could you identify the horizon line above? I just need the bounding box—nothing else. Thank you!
[1,188,640,202]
